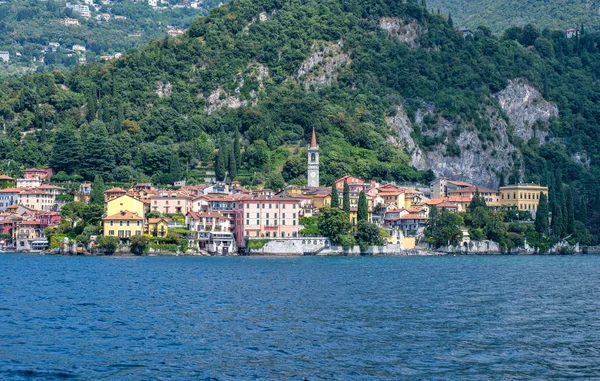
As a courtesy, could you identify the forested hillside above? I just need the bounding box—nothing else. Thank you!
[2,0,600,241]
[0,0,212,76]
[427,0,600,33]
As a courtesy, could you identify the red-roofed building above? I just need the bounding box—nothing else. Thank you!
[186,211,235,254]
[430,178,473,198]
[448,186,500,204]
[104,187,127,203]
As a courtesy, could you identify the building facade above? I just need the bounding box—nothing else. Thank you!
[499,184,549,215]
[307,128,319,187]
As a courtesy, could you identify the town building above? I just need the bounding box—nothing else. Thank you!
[499,183,549,215]
[307,128,319,187]
[234,196,302,248]
[106,194,145,219]
[104,187,127,203]
[430,178,473,198]
[72,44,86,52]
[147,217,169,237]
[149,191,191,214]
[102,211,144,243]
[0,188,21,211]
[186,211,234,254]
[448,186,500,205]
[62,18,80,26]
[0,51,9,63]
[19,189,56,211]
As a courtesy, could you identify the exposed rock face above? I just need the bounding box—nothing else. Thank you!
[156,80,172,98]
[204,62,269,114]
[385,106,427,170]
[243,9,276,32]
[298,40,350,91]
[494,78,558,143]
[386,105,518,187]
[379,17,423,48]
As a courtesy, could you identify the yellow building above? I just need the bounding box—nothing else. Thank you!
[311,193,331,209]
[148,218,169,237]
[499,184,549,215]
[106,194,145,219]
[103,211,144,242]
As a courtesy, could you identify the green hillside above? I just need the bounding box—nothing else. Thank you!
[0,0,213,76]
[1,0,600,242]
[427,0,600,33]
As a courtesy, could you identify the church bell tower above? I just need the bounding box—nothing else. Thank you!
[307,128,319,187]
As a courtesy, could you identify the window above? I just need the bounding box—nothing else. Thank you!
[293,213,296,218]
[109,230,114,236]
[283,204,286,209]
[246,220,249,225]
[283,213,286,218]
[126,221,130,227]
[282,220,285,225]
[246,204,250,208]
[273,232,277,238]
[293,204,296,209]
[293,220,296,226]
[136,230,141,235]
[266,220,269,226]
[137,221,141,226]
[110,221,114,226]
[246,213,249,218]
[256,220,259,225]
[119,221,123,226]
[269,204,272,209]
[262,204,265,209]
[274,213,277,219]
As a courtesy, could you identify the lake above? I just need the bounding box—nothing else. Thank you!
[0,254,599,379]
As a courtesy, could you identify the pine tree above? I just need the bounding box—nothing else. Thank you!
[357,191,368,222]
[89,175,105,205]
[214,148,226,182]
[228,146,237,180]
[565,187,575,234]
[468,189,487,212]
[331,185,339,208]
[535,192,549,235]
[80,121,114,179]
[343,180,350,215]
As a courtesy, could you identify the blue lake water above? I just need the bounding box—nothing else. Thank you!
[0,254,599,380]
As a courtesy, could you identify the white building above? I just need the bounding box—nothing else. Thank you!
[0,51,9,63]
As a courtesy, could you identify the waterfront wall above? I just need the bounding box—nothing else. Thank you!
[248,237,418,256]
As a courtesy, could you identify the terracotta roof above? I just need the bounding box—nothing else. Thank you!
[0,188,22,193]
[449,186,498,194]
[447,180,473,187]
[310,128,318,148]
[445,196,471,203]
[19,220,42,225]
[424,198,445,205]
[187,211,227,220]
[335,175,364,184]
[438,202,458,208]
[20,189,53,195]
[103,211,143,220]
[105,187,127,193]
[37,185,63,190]
[148,218,168,224]
[400,214,427,220]
[0,175,15,180]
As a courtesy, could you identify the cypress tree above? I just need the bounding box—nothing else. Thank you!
[86,93,97,121]
[331,185,339,208]
[578,196,588,225]
[499,171,505,187]
[448,13,453,28]
[343,180,350,215]
[565,188,575,234]
[551,201,564,238]
[228,146,237,181]
[101,98,110,124]
[535,192,549,235]
[89,175,105,206]
[234,126,241,169]
[215,148,226,182]
[170,153,183,182]
[357,191,368,222]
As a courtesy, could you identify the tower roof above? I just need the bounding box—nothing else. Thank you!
[310,128,318,148]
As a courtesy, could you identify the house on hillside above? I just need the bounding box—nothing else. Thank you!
[0,51,9,63]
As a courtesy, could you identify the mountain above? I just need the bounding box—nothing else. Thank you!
[0,0,213,76]
[427,0,600,33]
[1,0,600,239]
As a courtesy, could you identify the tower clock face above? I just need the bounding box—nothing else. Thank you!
[310,172,316,178]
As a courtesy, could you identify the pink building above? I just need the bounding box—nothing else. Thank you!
[234,196,302,248]
[23,168,53,181]
[150,191,192,214]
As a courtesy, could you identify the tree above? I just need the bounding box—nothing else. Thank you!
[551,201,564,238]
[521,24,540,46]
[499,171,505,187]
[214,148,226,182]
[49,126,82,174]
[425,207,464,248]
[266,173,285,191]
[338,234,356,251]
[318,207,350,242]
[468,189,487,212]
[169,153,183,182]
[89,175,105,206]
[80,121,115,179]
[228,146,237,180]
[356,221,382,250]
[565,188,575,234]
[357,191,368,222]
[129,234,149,255]
[330,185,339,208]
[535,192,549,235]
[447,13,453,28]
[342,180,350,214]
[97,236,119,254]
[233,125,241,169]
